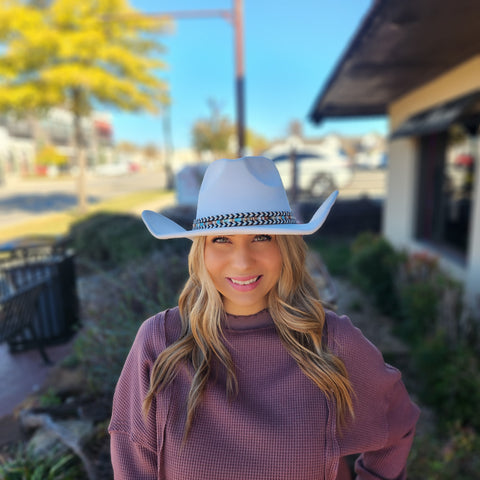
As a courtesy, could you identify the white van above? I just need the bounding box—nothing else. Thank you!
[263,145,354,197]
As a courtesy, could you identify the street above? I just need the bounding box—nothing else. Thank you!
[0,169,168,229]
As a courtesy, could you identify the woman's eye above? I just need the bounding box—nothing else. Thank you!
[212,236,230,244]
[253,234,272,242]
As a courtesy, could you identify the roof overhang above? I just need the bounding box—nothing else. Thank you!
[309,0,480,124]
[390,90,480,139]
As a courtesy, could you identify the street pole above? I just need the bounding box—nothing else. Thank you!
[233,0,245,157]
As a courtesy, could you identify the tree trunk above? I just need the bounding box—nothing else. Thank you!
[73,112,88,214]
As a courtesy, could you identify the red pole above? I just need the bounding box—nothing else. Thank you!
[233,0,245,157]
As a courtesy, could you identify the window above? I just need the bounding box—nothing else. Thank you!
[416,125,476,259]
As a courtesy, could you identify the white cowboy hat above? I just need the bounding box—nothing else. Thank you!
[142,156,338,239]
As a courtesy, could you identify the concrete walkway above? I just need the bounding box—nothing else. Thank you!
[0,341,74,419]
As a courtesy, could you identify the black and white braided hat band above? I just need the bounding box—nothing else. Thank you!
[192,210,297,230]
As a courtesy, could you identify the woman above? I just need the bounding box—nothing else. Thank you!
[109,156,420,479]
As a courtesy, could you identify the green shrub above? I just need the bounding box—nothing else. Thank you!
[68,212,190,272]
[0,445,82,479]
[412,333,480,431]
[315,233,480,439]
[349,232,402,315]
[408,425,480,479]
[67,248,189,397]
[306,236,352,277]
[39,388,62,408]
[396,251,464,346]
[397,282,439,344]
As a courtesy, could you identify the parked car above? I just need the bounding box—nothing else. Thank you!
[94,161,140,176]
[355,151,388,169]
[263,147,354,197]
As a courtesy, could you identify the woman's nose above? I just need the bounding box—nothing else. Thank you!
[232,244,255,269]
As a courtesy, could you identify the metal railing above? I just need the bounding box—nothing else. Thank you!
[0,237,80,353]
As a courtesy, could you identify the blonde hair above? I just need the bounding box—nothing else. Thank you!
[143,235,354,437]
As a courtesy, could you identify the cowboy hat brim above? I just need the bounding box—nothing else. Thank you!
[142,190,338,240]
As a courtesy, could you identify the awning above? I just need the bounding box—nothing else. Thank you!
[390,90,480,139]
[308,0,480,126]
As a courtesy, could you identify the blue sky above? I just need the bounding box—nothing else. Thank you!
[114,0,386,149]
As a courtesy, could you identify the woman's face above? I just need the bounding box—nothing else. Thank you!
[204,234,283,315]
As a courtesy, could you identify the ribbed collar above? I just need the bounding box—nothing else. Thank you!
[224,309,274,331]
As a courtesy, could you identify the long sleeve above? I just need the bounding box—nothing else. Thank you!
[109,313,168,479]
[354,376,419,479]
[326,312,420,480]
[110,432,157,480]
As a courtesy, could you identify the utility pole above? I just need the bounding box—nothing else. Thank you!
[233,0,245,156]
[148,0,246,157]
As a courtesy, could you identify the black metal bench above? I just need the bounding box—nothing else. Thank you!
[0,280,51,364]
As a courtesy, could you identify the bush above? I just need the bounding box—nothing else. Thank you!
[408,425,480,479]
[349,232,402,315]
[0,444,82,479]
[396,251,464,345]
[67,248,189,397]
[346,235,480,436]
[306,236,352,277]
[69,212,190,272]
[396,282,439,344]
[412,333,480,431]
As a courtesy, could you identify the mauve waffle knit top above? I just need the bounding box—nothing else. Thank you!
[109,308,420,480]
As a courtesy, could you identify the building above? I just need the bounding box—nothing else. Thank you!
[0,108,114,176]
[309,0,480,309]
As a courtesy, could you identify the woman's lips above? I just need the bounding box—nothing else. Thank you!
[227,275,262,291]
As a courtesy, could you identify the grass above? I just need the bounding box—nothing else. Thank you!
[93,189,173,213]
[0,189,174,244]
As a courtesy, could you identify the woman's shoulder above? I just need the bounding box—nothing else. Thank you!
[134,306,182,357]
[323,309,366,352]
[324,309,397,376]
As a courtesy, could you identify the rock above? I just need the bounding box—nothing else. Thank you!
[19,410,97,479]
[26,416,94,458]
[41,366,88,398]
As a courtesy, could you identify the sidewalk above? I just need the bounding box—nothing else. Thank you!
[0,341,74,420]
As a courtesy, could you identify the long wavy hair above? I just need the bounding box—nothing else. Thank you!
[143,235,354,437]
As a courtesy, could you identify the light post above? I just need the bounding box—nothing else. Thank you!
[233,0,245,156]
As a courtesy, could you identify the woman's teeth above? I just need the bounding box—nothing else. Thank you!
[230,276,259,285]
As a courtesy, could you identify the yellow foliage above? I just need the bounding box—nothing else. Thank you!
[36,145,68,167]
[0,0,171,115]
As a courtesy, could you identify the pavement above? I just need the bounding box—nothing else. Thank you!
[0,341,74,419]
[0,340,76,449]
